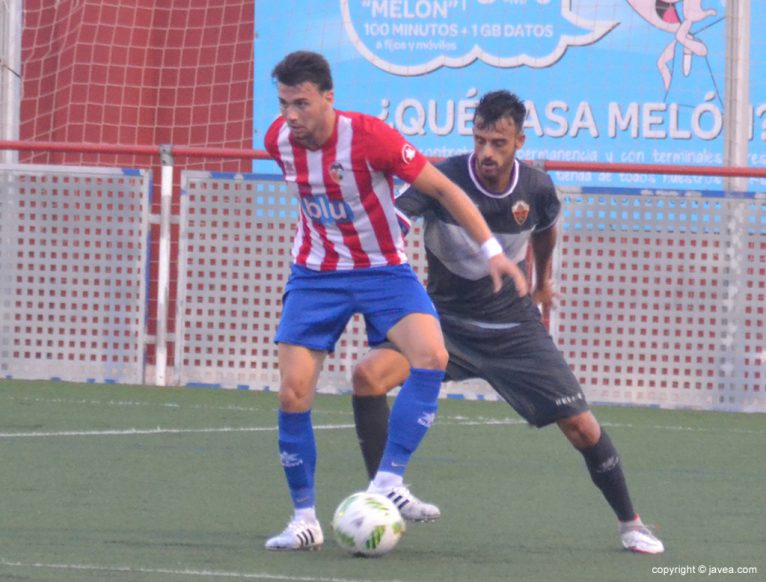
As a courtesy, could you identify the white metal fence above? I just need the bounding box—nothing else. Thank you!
[2,164,765,412]
[555,189,766,412]
[0,164,151,384]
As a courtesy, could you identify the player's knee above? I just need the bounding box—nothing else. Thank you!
[432,345,450,370]
[410,345,448,371]
[278,376,314,412]
[352,362,389,397]
[558,412,601,449]
[433,346,449,370]
[278,390,303,412]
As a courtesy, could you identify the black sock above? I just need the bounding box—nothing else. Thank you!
[352,394,390,480]
[580,430,636,522]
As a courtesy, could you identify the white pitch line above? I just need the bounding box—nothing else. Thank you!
[599,420,766,435]
[0,417,762,441]
[5,395,764,435]
[0,424,354,439]
[0,395,353,417]
[0,558,381,582]
[2,395,270,414]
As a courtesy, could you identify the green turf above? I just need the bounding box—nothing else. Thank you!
[1,379,764,581]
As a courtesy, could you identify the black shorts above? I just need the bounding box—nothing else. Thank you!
[379,297,589,427]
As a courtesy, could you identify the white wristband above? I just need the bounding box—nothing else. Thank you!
[480,237,503,260]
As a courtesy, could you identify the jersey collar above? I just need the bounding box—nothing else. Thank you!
[467,154,519,199]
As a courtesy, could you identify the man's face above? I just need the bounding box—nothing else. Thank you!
[277,81,334,148]
[472,115,525,189]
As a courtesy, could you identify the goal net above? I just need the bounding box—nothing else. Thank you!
[18,0,254,170]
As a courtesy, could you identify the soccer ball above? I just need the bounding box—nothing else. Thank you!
[332,492,406,557]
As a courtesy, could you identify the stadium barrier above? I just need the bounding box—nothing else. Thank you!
[555,187,765,412]
[0,163,150,385]
[1,141,765,412]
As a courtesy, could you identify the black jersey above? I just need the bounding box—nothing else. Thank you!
[396,154,560,323]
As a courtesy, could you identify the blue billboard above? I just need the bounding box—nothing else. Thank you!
[254,1,766,189]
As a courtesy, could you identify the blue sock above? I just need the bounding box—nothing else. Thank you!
[277,410,316,509]
[378,367,444,477]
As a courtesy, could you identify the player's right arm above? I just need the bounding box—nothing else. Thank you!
[411,162,528,296]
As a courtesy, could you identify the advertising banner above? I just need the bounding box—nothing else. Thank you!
[254,1,765,189]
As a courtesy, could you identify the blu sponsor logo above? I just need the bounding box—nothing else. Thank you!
[301,194,355,225]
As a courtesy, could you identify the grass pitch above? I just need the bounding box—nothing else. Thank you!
[1,379,764,581]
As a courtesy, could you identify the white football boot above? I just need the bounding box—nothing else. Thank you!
[619,517,664,554]
[368,483,441,522]
[265,517,323,551]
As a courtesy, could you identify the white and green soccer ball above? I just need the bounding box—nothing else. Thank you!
[332,492,406,557]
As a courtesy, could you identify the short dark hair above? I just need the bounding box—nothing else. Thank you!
[474,90,526,134]
[271,50,333,92]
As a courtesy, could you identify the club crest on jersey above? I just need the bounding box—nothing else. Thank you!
[512,200,530,225]
[401,144,416,164]
[301,194,354,225]
[328,161,344,183]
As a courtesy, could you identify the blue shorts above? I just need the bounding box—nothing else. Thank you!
[275,264,438,352]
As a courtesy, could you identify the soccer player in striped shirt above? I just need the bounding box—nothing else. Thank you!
[262,51,528,551]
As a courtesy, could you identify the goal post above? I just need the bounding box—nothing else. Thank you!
[0,0,22,164]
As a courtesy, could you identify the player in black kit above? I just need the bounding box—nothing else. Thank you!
[351,90,664,554]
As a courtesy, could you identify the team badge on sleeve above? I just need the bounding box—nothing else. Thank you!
[512,200,530,225]
[401,144,416,164]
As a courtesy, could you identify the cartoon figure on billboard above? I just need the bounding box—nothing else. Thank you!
[626,1,717,92]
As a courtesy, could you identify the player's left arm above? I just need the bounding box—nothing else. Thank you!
[529,170,562,310]
[530,224,557,310]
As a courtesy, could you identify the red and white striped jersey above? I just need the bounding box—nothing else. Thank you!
[264,110,427,271]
